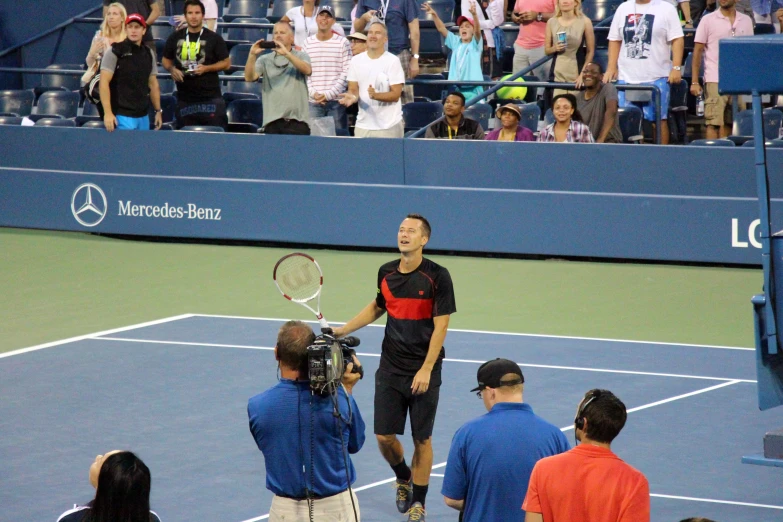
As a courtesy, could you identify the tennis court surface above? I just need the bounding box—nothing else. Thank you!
[2,314,781,522]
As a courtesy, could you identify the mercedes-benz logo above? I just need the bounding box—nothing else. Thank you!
[71,183,107,227]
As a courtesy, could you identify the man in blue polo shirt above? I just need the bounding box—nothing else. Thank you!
[441,358,569,522]
[248,320,366,521]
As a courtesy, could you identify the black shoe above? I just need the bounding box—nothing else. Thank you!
[395,478,413,513]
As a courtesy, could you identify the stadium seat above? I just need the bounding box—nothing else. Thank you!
[617,105,643,143]
[733,108,783,140]
[0,116,23,125]
[0,89,35,116]
[323,0,354,20]
[81,120,107,129]
[225,70,264,97]
[226,18,270,47]
[35,117,76,127]
[268,0,298,22]
[419,21,449,60]
[157,66,176,95]
[582,0,624,22]
[501,23,518,74]
[149,20,173,40]
[154,39,166,63]
[754,23,776,34]
[36,90,80,119]
[419,0,454,22]
[690,138,736,146]
[229,44,254,72]
[517,102,540,134]
[224,0,270,21]
[34,64,83,98]
[742,139,783,148]
[668,79,689,143]
[223,91,260,104]
[402,101,443,131]
[464,103,492,131]
[227,98,264,128]
[544,108,554,125]
[413,74,447,102]
[180,125,225,132]
[591,48,609,72]
[151,94,178,126]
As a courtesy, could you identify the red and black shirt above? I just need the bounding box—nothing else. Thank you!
[375,257,457,375]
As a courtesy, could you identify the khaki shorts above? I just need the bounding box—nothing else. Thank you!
[705,83,733,127]
[354,120,404,138]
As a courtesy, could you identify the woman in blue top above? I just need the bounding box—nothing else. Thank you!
[422,2,484,101]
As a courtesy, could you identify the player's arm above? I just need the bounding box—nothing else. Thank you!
[333,300,386,337]
[411,314,450,394]
[444,497,464,511]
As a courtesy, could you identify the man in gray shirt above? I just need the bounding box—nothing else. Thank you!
[244,22,312,134]
[575,62,623,144]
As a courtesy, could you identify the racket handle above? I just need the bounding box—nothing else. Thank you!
[317,315,330,330]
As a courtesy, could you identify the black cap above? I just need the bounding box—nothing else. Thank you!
[470,358,524,392]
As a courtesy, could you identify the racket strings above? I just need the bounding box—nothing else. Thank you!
[276,257,322,301]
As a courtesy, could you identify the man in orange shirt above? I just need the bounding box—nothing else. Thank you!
[523,389,650,522]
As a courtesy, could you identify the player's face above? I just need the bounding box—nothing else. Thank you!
[186,5,204,28]
[126,22,146,42]
[89,450,121,488]
[398,218,428,253]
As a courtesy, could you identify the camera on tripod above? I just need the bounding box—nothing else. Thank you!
[307,329,363,394]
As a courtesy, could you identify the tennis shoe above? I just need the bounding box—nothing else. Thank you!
[395,478,413,513]
[407,502,426,521]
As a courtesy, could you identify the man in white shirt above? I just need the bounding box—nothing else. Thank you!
[303,6,352,131]
[339,21,405,138]
[604,0,684,144]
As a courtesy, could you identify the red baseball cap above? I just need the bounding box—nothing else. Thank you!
[455,16,475,27]
[125,13,147,27]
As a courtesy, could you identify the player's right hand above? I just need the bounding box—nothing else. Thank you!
[104,113,117,132]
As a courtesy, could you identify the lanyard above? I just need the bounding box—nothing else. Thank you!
[377,0,390,20]
[182,28,203,61]
[456,43,470,78]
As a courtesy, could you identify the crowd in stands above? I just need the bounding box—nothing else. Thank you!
[2,0,782,142]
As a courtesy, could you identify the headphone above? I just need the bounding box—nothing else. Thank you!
[574,390,601,431]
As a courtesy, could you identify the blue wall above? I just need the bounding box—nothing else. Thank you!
[0,126,779,265]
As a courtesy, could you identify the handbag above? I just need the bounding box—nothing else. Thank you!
[84,70,102,105]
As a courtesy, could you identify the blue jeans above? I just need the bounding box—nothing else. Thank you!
[617,78,670,122]
[116,114,150,130]
[309,100,347,130]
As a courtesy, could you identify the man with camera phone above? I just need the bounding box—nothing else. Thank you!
[247,320,366,522]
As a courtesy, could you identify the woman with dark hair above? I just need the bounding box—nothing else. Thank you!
[537,93,594,143]
[56,451,161,522]
[485,103,535,141]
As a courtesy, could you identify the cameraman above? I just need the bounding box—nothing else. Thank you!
[247,320,366,522]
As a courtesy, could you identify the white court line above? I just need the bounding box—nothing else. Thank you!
[239,381,744,522]
[650,493,783,510]
[90,337,756,383]
[189,314,755,351]
[0,314,195,359]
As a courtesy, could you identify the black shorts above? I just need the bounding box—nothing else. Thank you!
[176,97,227,129]
[374,367,441,441]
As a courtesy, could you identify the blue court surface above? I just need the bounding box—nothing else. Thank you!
[2,314,782,522]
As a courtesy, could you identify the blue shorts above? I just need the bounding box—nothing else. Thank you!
[116,114,150,130]
[617,78,670,122]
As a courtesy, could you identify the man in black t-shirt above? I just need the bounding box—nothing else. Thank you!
[162,0,230,128]
[334,214,456,522]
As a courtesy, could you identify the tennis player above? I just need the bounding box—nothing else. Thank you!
[333,213,456,522]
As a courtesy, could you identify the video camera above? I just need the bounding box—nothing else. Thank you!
[307,329,364,395]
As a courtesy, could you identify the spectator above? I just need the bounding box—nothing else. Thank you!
[485,103,536,141]
[244,22,313,135]
[691,0,753,139]
[56,451,161,522]
[281,0,346,49]
[339,22,406,138]
[423,3,484,101]
[303,6,352,131]
[103,0,160,51]
[751,0,783,31]
[545,0,594,94]
[425,92,485,139]
[575,62,623,143]
[462,0,505,78]
[247,321,365,522]
[523,389,650,522]
[441,359,569,522]
[173,0,219,31]
[511,0,555,80]
[82,2,127,116]
[354,0,421,104]
[162,0,231,129]
[538,93,594,142]
[99,14,163,132]
[347,32,368,55]
[604,0,684,145]
[663,0,695,26]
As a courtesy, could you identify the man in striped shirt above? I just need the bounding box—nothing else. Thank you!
[303,5,352,131]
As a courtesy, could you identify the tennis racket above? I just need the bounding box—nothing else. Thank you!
[273,252,330,330]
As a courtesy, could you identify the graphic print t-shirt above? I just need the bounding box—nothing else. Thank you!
[375,258,456,375]
[162,28,229,102]
[608,0,683,83]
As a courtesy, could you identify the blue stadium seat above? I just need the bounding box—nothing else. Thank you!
[544,108,554,125]
[322,0,354,20]
[154,39,166,63]
[413,74,447,102]
[224,91,260,104]
[35,64,83,98]
[149,94,178,126]
[517,102,540,134]
[582,0,624,22]
[149,20,173,40]
[591,48,609,72]
[229,44,254,72]
[733,108,783,139]
[36,90,80,118]
[35,117,76,127]
[180,125,225,132]
[464,103,492,131]
[742,139,783,148]
[402,101,443,131]
[690,138,736,146]
[157,66,176,95]
[224,0,270,21]
[419,21,449,60]
[81,120,107,129]
[0,89,35,116]
[225,70,264,97]
[755,23,776,34]
[226,18,270,47]
[268,0,297,22]
[500,23,518,74]
[0,115,23,125]
[82,99,101,116]
[227,98,264,128]
[668,79,689,143]
[617,105,643,143]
